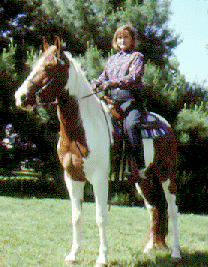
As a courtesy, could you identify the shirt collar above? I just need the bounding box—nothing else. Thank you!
[119,49,134,55]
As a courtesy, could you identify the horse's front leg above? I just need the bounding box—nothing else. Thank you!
[92,172,108,267]
[64,170,85,263]
[162,179,181,261]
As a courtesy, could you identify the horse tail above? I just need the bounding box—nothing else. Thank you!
[140,166,168,247]
[145,128,178,247]
[151,175,168,247]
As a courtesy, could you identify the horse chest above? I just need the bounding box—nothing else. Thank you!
[57,104,89,181]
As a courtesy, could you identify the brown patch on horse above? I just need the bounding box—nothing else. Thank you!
[38,38,89,181]
[150,127,178,195]
[36,50,70,104]
[117,126,177,249]
[57,93,89,181]
[142,127,177,248]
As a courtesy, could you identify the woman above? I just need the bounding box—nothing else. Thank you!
[92,24,145,177]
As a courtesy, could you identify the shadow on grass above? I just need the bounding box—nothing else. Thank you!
[109,251,208,267]
[179,251,208,267]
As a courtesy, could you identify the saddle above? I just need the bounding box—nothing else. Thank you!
[103,95,177,195]
[103,95,169,139]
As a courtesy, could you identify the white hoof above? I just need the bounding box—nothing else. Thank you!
[143,246,152,254]
[93,263,108,267]
[65,248,81,263]
[64,259,76,266]
[65,249,80,264]
[171,246,181,260]
[143,240,154,254]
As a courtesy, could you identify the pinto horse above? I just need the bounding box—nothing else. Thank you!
[15,36,181,265]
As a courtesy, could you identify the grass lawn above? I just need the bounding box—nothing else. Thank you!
[0,196,208,266]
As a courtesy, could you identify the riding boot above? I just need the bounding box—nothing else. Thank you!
[123,128,146,184]
[131,115,145,171]
[124,145,145,186]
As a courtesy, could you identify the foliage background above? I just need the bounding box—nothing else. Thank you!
[0,0,208,211]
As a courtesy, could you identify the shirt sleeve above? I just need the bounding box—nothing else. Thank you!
[95,57,112,86]
[111,52,144,90]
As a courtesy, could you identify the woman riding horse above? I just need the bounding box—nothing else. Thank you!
[92,24,146,180]
[15,34,181,265]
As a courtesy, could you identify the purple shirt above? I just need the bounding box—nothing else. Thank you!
[97,50,144,101]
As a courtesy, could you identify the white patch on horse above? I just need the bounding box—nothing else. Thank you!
[63,52,113,183]
[62,52,112,265]
[15,46,57,110]
[15,57,44,108]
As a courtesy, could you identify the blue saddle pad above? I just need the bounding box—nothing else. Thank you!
[112,111,170,139]
[141,112,170,139]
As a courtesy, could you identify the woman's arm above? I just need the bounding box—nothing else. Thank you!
[110,52,144,90]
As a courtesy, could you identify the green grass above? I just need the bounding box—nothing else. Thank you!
[0,196,208,266]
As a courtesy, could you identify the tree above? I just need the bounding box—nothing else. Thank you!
[40,0,179,61]
[1,0,208,208]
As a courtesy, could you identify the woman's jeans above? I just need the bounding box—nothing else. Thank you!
[121,100,145,169]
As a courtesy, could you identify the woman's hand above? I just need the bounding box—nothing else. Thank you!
[99,81,112,91]
[91,79,113,93]
[91,79,100,92]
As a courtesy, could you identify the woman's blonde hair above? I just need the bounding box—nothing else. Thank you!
[112,24,137,50]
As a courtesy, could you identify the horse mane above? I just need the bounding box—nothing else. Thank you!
[64,51,86,79]
[63,51,93,95]
[63,50,113,144]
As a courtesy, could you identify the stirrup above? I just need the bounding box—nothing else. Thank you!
[123,171,132,179]
[123,169,146,180]
[138,169,146,179]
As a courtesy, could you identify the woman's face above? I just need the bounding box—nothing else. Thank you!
[116,30,133,51]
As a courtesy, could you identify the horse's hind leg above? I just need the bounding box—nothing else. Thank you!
[64,170,85,263]
[137,138,155,253]
[162,179,181,261]
[135,183,154,254]
[92,171,108,266]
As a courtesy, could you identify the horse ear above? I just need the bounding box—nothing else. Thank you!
[54,35,61,58]
[42,37,50,51]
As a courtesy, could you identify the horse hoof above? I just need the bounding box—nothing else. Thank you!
[93,263,108,267]
[143,246,153,254]
[65,260,76,266]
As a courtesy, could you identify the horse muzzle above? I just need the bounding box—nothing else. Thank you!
[15,91,34,112]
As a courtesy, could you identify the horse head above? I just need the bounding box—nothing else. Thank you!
[15,36,69,111]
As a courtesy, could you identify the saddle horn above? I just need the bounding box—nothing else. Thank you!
[54,35,61,58]
[42,37,50,51]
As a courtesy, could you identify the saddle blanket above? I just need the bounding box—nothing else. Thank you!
[113,111,171,139]
[141,111,170,139]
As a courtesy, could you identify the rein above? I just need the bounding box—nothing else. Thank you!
[35,88,99,107]
[80,92,98,100]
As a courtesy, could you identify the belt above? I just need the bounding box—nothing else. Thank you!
[111,89,134,101]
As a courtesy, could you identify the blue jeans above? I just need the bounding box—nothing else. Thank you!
[120,100,145,169]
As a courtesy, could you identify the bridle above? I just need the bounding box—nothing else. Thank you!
[27,61,99,107]
[26,55,69,106]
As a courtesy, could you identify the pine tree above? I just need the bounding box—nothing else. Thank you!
[40,0,179,60]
